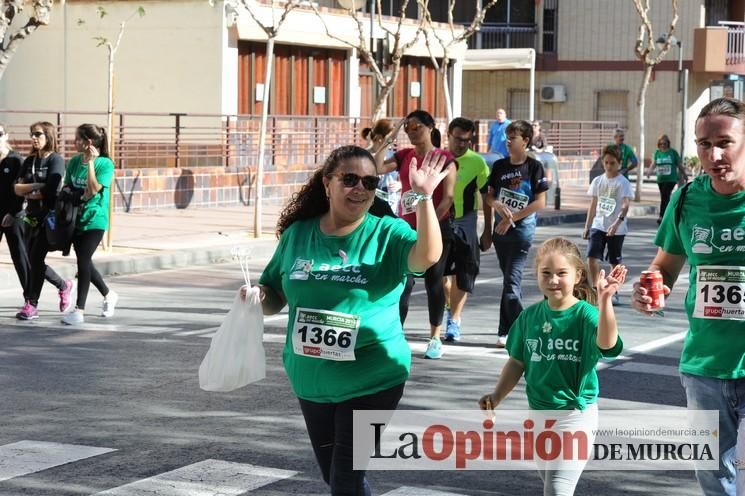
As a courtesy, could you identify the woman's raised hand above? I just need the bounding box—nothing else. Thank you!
[409,151,450,196]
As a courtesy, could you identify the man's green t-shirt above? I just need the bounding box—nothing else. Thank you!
[64,154,115,231]
[259,213,418,402]
[506,299,623,410]
[653,149,680,184]
[607,142,637,178]
[655,175,745,379]
[453,149,489,219]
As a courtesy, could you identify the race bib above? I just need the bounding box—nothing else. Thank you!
[292,308,360,360]
[498,189,529,213]
[694,265,745,320]
[597,196,617,217]
[657,164,671,176]
[400,190,418,216]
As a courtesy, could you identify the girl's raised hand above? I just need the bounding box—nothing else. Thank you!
[478,392,499,417]
[409,151,450,196]
[597,264,627,301]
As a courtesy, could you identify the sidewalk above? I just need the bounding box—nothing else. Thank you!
[0,181,662,288]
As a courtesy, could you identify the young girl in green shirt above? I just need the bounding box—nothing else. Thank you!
[479,237,626,495]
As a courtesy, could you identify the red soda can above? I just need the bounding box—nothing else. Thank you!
[641,270,665,309]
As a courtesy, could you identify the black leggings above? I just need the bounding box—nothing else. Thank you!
[399,219,452,326]
[27,224,66,306]
[0,218,31,296]
[658,182,676,220]
[298,383,405,496]
[72,229,109,310]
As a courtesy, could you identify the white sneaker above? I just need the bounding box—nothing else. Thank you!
[61,310,85,326]
[101,291,118,317]
[496,335,508,348]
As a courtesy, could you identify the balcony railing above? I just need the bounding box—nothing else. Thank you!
[720,21,745,65]
[466,23,537,50]
[0,110,615,169]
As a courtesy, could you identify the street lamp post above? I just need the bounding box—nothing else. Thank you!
[657,33,687,165]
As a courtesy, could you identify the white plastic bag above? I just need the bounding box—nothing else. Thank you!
[199,287,265,392]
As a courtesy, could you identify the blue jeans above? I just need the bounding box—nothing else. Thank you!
[298,383,405,496]
[681,372,745,496]
[493,230,532,335]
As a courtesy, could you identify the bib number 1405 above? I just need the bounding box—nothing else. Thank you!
[292,308,360,360]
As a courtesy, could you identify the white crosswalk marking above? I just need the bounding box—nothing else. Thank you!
[0,441,115,482]
[381,487,469,496]
[93,459,297,495]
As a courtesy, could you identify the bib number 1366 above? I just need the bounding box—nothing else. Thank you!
[292,308,360,360]
[694,266,745,320]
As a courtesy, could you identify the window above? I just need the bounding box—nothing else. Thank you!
[542,0,557,53]
[595,90,628,130]
[706,0,728,26]
[485,0,535,24]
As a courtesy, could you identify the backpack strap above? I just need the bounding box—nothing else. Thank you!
[674,181,692,226]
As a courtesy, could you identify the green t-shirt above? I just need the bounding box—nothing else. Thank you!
[259,213,418,402]
[453,149,489,219]
[653,148,680,184]
[608,142,637,178]
[506,299,623,410]
[64,154,115,231]
[654,175,745,379]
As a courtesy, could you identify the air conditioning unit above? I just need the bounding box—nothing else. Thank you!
[540,84,567,103]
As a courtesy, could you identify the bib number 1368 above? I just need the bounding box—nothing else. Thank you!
[694,266,745,320]
[292,308,360,360]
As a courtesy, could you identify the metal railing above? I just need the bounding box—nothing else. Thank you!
[466,23,537,50]
[720,21,745,65]
[0,109,616,167]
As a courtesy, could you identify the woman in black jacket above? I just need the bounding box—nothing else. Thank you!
[0,123,30,300]
[14,122,73,320]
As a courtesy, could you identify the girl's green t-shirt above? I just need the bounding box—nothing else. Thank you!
[64,154,115,231]
[655,175,745,379]
[506,299,623,410]
[653,148,680,184]
[259,213,418,403]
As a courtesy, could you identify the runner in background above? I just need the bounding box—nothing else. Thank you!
[583,144,633,305]
[441,117,490,342]
[647,133,687,224]
[486,120,549,348]
[632,97,745,496]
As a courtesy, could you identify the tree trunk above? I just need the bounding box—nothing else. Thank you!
[254,37,275,238]
[635,64,653,202]
[104,52,116,250]
[372,83,393,122]
[441,66,453,123]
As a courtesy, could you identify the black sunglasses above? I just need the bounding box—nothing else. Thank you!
[30,131,44,138]
[335,172,379,191]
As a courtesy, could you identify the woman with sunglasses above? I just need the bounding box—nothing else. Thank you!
[59,124,118,325]
[0,123,31,303]
[647,133,687,224]
[14,121,73,320]
[253,145,449,495]
[374,109,457,360]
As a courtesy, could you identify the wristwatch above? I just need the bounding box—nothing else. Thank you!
[618,216,625,221]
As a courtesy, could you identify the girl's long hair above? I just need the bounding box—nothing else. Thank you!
[275,145,375,238]
[77,124,110,158]
[535,237,596,305]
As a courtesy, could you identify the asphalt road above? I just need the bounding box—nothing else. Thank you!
[0,217,703,495]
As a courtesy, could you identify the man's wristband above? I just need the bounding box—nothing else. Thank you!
[617,216,625,221]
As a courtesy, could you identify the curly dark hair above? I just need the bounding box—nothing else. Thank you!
[275,145,376,237]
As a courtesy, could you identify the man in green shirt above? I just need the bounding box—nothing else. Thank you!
[611,129,638,178]
[632,98,745,496]
[442,118,491,342]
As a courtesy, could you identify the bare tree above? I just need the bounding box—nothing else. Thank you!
[215,0,300,237]
[631,0,679,201]
[311,0,423,121]
[0,0,53,79]
[78,5,145,250]
[418,0,498,122]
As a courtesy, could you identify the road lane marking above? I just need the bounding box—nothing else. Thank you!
[93,459,297,495]
[0,441,115,482]
[382,487,469,496]
[411,276,503,297]
[598,331,687,371]
[605,361,681,377]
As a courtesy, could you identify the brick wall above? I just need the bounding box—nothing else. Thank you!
[113,157,595,212]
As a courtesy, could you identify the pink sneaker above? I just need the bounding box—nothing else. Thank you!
[59,279,74,313]
[16,301,38,320]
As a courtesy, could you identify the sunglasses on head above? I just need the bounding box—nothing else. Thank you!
[404,121,423,132]
[30,131,44,138]
[335,172,379,191]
